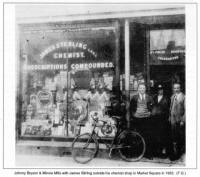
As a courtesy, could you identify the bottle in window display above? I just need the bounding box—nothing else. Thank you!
[90,72,100,89]
[98,76,104,88]
[58,102,67,124]
[97,85,109,115]
[56,88,65,103]
[51,90,57,105]
[54,104,61,125]
[63,87,68,103]
[103,75,113,90]
[30,94,37,117]
[49,104,56,122]
[26,104,33,121]
[55,103,66,136]
[51,103,62,136]
[22,101,27,122]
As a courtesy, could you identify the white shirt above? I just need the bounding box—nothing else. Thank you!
[139,93,146,101]
[158,95,163,103]
[175,92,182,101]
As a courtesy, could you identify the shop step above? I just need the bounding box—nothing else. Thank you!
[16,140,109,158]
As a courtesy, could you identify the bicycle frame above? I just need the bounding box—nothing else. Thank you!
[72,115,146,163]
[89,117,128,158]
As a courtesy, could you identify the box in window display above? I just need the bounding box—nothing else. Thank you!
[21,89,53,136]
[21,86,67,137]
[103,75,113,91]
[22,119,52,136]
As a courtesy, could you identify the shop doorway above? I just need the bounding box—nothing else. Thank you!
[149,65,185,97]
[149,28,185,97]
[130,23,185,98]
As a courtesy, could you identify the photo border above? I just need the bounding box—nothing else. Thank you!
[2,1,198,170]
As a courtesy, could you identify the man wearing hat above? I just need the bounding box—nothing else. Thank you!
[151,84,169,157]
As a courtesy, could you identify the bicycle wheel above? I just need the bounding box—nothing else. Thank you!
[72,133,98,164]
[118,131,146,162]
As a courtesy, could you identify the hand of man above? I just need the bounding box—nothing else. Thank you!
[180,121,185,126]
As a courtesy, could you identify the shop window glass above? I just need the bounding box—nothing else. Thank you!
[149,29,185,96]
[150,29,185,65]
[20,24,118,138]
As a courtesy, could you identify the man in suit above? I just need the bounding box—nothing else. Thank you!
[169,82,185,160]
[151,84,169,157]
[130,83,154,159]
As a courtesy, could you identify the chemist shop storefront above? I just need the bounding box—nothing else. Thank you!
[17,12,185,143]
[18,21,120,140]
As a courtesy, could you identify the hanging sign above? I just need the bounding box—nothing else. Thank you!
[150,48,185,64]
[150,29,185,65]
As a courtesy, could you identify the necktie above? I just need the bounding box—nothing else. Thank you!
[173,95,177,104]
[141,94,145,102]
[170,94,177,112]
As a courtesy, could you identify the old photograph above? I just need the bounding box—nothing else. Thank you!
[12,3,189,168]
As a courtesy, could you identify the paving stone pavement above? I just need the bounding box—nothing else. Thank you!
[15,153,185,168]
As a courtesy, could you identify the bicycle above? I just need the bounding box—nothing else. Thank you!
[71,112,146,164]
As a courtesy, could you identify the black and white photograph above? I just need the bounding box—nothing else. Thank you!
[1,0,199,174]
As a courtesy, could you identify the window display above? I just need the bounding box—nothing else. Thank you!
[20,23,118,138]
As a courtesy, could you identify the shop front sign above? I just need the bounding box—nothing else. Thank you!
[150,49,185,63]
[40,41,97,59]
[26,40,115,71]
[150,29,185,65]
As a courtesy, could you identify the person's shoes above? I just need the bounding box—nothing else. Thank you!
[160,148,168,158]
[162,148,166,154]
[173,143,178,156]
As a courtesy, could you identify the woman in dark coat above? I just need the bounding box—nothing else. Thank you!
[151,84,169,157]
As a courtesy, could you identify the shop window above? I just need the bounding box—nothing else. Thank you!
[150,29,185,65]
[149,29,185,96]
[19,23,120,138]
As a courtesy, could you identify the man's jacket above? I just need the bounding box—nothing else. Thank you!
[130,94,154,118]
[151,95,169,117]
[169,92,185,125]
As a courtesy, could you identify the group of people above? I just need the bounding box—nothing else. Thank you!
[130,82,185,161]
